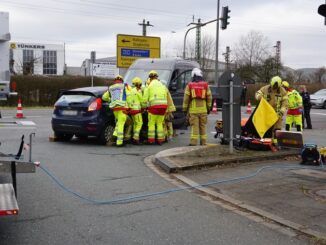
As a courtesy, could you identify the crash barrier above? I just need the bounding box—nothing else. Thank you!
[37,161,324,205]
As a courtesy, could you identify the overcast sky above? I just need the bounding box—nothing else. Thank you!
[1,0,326,69]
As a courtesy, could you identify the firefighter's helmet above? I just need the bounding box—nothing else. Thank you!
[282,81,289,88]
[114,75,123,81]
[132,77,142,86]
[148,70,158,78]
[191,68,203,78]
[270,76,282,88]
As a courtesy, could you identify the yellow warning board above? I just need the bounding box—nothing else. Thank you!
[117,34,160,68]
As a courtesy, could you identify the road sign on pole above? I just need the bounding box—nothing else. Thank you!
[117,34,160,68]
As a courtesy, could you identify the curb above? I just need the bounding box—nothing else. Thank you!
[155,148,300,173]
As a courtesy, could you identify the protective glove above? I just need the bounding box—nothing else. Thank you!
[256,95,262,101]
[298,108,303,113]
[207,107,211,115]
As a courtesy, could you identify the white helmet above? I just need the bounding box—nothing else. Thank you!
[191,68,203,78]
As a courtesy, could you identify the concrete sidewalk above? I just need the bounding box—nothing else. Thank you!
[153,145,326,241]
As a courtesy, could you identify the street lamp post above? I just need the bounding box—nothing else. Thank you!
[183,26,197,59]
[183,19,218,59]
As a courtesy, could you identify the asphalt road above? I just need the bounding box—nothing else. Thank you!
[0,107,325,245]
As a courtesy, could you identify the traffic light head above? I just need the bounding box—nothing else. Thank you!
[318,4,326,17]
[221,6,231,30]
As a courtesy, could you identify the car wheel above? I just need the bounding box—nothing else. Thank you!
[323,101,326,109]
[99,124,115,145]
[54,131,73,141]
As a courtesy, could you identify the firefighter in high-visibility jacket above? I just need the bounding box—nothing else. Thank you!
[127,77,144,145]
[182,68,212,146]
[255,76,288,143]
[102,75,131,146]
[282,81,303,132]
[142,70,168,145]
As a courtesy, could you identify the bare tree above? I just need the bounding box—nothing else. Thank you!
[309,67,326,83]
[14,56,41,75]
[233,31,271,67]
[200,35,215,71]
[293,70,305,83]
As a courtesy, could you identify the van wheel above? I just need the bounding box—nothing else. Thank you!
[99,124,115,145]
[54,131,73,141]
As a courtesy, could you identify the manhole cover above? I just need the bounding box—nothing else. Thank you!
[306,188,326,202]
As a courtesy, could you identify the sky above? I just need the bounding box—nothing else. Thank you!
[1,0,326,69]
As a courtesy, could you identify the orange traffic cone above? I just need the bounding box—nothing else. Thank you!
[246,100,252,114]
[15,98,25,118]
[211,99,218,114]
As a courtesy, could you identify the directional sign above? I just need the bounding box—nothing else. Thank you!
[117,34,160,68]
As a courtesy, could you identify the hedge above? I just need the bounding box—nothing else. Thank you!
[1,75,113,107]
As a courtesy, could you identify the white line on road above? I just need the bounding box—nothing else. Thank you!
[0,116,43,119]
[311,113,326,116]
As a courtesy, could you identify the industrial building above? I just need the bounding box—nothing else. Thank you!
[10,42,65,76]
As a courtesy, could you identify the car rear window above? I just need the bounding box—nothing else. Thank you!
[57,94,94,103]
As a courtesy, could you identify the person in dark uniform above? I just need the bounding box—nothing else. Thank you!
[240,81,247,106]
[299,85,312,129]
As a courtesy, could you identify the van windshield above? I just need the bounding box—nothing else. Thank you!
[124,69,171,86]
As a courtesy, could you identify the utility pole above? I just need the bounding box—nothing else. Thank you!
[138,19,153,36]
[195,19,201,64]
[223,46,231,70]
[274,41,281,74]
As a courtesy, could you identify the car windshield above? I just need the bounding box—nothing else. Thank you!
[314,90,326,96]
[57,94,93,104]
[124,69,171,86]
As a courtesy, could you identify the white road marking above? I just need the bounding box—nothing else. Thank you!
[311,113,326,116]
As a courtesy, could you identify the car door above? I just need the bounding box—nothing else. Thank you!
[169,70,192,128]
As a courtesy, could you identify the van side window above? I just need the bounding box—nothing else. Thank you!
[175,70,192,92]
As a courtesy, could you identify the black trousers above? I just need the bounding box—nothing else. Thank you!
[302,107,312,129]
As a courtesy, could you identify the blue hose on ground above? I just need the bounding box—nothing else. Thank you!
[39,163,324,205]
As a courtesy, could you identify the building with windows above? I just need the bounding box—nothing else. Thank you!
[9,42,65,75]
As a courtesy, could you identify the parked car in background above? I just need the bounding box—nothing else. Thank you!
[51,86,115,144]
[310,89,326,109]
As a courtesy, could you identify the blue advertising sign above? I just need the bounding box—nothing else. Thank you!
[121,48,150,57]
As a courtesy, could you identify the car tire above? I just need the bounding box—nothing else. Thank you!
[99,124,115,145]
[323,101,326,109]
[54,131,73,141]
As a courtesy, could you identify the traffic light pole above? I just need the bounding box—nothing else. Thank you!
[215,0,220,86]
